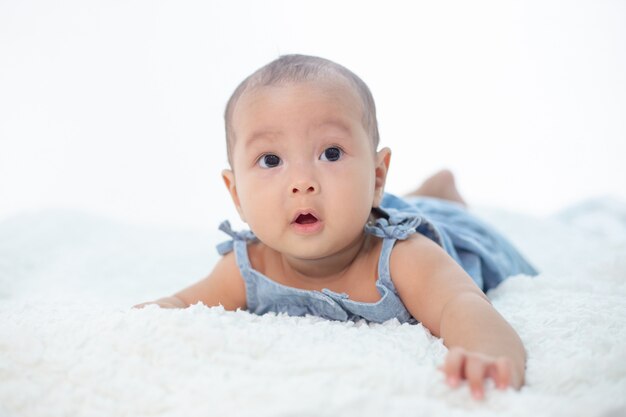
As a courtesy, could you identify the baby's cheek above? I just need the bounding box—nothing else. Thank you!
[330,196,371,232]
[238,181,266,207]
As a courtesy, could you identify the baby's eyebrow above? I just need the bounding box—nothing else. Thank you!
[311,120,352,135]
[244,120,353,147]
[244,130,282,147]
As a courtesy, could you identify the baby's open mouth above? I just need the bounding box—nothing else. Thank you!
[295,213,318,224]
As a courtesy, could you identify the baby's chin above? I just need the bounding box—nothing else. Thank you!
[275,233,369,261]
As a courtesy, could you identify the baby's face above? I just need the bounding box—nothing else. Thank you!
[223,80,390,260]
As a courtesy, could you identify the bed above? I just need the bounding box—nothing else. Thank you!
[1,199,625,417]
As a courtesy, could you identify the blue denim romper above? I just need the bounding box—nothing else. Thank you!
[216,193,538,324]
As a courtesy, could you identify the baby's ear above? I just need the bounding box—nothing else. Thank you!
[221,169,246,222]
[373,147,391,207]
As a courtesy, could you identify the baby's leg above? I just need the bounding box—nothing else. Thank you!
[405,169,468,207]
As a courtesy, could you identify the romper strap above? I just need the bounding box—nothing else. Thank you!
[366,207,443,293]
[365,208,422,292]
[365,206,445,247]
[364,210,424,241]
[377,237,398,290]
[216,220,258,255]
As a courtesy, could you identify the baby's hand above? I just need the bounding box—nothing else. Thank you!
[133,301,167,309]
[439,346,523,400]
[132,296,188,309]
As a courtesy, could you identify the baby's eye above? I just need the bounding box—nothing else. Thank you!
[319,147,343,162]
[258,154,282,168]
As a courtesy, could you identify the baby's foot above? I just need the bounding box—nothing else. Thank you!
[405,169,467,207]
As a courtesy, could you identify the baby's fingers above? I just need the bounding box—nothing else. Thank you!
[440,348,499,400]
[466,355,489,400]
[492,357,512,389]
[132,301,160,309]
[441,347,466,387]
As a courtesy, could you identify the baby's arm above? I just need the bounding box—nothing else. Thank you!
[133,251,247,311]
[390,235,526,400]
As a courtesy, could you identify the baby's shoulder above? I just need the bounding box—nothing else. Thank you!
[389,233,450,277]
[391,231,436,251]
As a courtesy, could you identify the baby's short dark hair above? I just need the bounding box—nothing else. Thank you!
[224,54,380,165]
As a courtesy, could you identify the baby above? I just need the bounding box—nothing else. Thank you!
[135,54,538,400]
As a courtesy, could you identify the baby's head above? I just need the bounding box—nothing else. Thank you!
[221,54,391,259]
[224,54,380,166]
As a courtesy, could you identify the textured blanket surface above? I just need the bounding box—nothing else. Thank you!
[1,199,625,417]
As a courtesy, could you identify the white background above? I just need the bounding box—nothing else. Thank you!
[1,0,624,230]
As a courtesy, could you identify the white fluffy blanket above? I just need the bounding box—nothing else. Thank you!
[1,200,625,417]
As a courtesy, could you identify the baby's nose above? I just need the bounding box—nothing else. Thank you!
[290,179,319,195]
